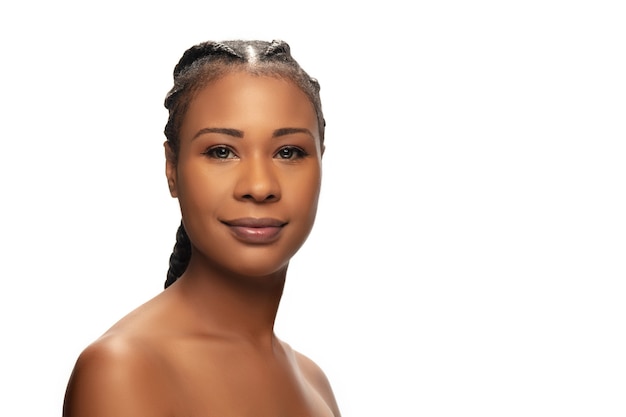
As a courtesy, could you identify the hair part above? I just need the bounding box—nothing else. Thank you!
[163,39,324,288]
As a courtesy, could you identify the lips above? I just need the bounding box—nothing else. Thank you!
[221,217,287,244]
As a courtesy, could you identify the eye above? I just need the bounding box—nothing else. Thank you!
[275,146,308,160]
[204,146,237,159]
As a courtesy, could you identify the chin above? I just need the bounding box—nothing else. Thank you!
[227,252,292,279]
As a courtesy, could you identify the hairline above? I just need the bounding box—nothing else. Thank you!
[171,62,324,153]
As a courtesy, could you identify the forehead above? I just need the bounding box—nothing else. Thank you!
[180,72,318,140]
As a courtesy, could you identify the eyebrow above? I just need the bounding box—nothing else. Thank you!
[192,127,244,140]
[192,127,315,141]
[272,127,315,139]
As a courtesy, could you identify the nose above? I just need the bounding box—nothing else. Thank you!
[234,155,281,203]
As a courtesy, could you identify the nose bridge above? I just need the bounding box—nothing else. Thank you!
[235,152,280,202]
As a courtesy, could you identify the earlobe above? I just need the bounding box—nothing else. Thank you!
[164,142,178,198]
[167,178,177,197]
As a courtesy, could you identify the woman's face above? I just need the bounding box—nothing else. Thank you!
[166,71,323,278]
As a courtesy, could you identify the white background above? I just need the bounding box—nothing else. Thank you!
[1,1,625,416]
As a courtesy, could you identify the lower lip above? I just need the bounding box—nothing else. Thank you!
[228,226,283,244]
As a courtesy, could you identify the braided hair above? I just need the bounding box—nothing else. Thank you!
[163,39,325,289]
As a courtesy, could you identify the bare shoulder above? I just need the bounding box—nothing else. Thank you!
[292,348,342,417]
[62,289,196,416]
[63,332,173,417]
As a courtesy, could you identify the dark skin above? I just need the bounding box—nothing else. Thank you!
[63,72,340,417]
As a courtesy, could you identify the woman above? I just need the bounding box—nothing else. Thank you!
[63,39,341,417]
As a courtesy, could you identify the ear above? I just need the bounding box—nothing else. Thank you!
[321,143,326,158]
[164,141,178,198]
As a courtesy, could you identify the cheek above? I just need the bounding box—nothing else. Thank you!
[287,166,322,218]
[176,164,229,212]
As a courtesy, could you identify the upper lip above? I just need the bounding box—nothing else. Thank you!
[222,217,287,228]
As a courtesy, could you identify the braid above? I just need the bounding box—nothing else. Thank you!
[164,41,243,110]
[263,40,291,58]
[165,221,191,288]
[172,41,242,78]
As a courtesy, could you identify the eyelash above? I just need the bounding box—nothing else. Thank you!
[203,146,309,160]
[203,146,237,159]
[275,146,308,160]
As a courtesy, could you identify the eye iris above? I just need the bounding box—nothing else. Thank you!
[280,148,293,158]
[216,147,229,158]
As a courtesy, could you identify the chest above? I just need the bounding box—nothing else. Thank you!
[164,346,334,417]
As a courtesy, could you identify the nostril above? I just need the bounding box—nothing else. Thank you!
[241,193,278,202]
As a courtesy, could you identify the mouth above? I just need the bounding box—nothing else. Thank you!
[221,217,287,244]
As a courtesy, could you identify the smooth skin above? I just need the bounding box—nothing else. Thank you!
[63,72,340,417]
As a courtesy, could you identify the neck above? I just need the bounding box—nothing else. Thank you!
[172,254,287,347]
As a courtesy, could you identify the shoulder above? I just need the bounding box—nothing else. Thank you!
[63,333,173,417]
[293,349,342,417]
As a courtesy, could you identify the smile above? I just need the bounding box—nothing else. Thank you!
[221,218,287,244]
